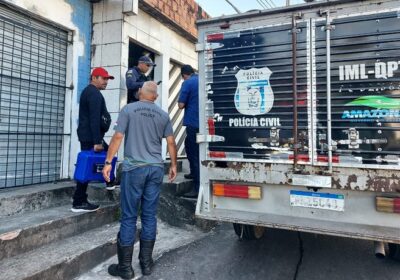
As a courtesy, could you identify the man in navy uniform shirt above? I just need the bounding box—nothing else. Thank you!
[125,56,155,104]
[178,65,199,198]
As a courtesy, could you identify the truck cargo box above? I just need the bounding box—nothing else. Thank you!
[195,0,400,248]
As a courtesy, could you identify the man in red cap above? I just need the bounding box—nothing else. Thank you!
[72,67,114,212]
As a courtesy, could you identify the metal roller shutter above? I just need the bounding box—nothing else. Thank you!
[0,3,69,188]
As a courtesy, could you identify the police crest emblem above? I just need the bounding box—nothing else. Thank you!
[234,67,274,115]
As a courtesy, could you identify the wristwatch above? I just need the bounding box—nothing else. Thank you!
[104,160,112,165]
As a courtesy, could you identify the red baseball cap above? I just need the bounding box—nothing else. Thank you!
[91,67,114,79]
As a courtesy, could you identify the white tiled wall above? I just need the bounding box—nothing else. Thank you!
[92,0,199,159]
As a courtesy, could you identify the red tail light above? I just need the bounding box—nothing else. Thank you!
[207,118,215,135]
[207,33,224,41]
[208,151,244,159]
[376,197,400,213]
[209,151,226,158]
[289,154,310,162]
[316,155,339,163]
[213,183,261,200]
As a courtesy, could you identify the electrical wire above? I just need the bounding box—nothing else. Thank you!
[267,0,277,7]
[264,0,277,8]
[256,0,268,9]
[224,0,241,13]
[260,0,272,8]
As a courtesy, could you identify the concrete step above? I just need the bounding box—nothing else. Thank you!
[0,182,74,218]
[163,159,183,174]
[159,174,202,229]
[0,171,205,280]
[0,158,187,218]
[0,203,119,261]
[160,173,216,231]
[0,222,121,280]
[76,219,208,280]
[162,173,194,196]
[0,181,119,218]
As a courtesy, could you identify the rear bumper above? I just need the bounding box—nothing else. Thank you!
[196,209,400,244]
[196,183,400,244]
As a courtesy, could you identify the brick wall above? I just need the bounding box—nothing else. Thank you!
[140,0,209,39]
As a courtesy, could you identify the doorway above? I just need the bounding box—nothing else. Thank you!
[128,41,155,80]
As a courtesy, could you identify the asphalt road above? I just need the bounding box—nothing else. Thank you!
[147,223,400,280]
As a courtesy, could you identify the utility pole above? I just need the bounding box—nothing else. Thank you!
[286,0,290,6]
[224,0,241,14]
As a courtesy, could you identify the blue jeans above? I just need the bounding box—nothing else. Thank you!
[185,126,199,192]
[119,165,164,246]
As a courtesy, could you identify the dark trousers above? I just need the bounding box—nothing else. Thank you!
[73,140,108,206]
[185,126,199,192]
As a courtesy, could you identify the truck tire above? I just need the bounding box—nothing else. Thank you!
[388,243,400,261]
[233,223,265,240]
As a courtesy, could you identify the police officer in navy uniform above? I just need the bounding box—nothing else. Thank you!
[178,65,200,198]
[126,56,156,104]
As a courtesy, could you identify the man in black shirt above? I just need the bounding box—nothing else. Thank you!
[72,67,114,212]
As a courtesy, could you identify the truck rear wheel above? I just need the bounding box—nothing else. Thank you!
[388,243,400,261]
[233,223,265,240]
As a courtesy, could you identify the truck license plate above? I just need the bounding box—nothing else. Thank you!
[290,190,344,212]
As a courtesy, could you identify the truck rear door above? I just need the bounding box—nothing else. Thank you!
[314,11,400,167]
[200,10,400,170]
[203,19,310,164]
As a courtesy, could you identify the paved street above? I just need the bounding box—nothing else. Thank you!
[147,223,400,280]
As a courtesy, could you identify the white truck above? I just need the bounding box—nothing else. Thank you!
[195,0,400,259]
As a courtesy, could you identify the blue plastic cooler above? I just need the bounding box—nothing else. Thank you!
[73,150,117,183]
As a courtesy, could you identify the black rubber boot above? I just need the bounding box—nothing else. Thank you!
[108,237,134,279]
[139,239,155,276]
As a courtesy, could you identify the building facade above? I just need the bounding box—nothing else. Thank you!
[0,0,207,188]
[90,0,207,167]
[0,0,92,188]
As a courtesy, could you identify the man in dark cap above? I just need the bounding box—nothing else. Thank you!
[178,64,199,198]
[73,67,114,212]
[125,56,156,104]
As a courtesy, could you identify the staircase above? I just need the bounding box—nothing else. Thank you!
[0,160,205,280]
[0,181,121,280]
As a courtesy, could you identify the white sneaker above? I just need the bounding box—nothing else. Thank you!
[106,185,116,191]
[105,182,120,191]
